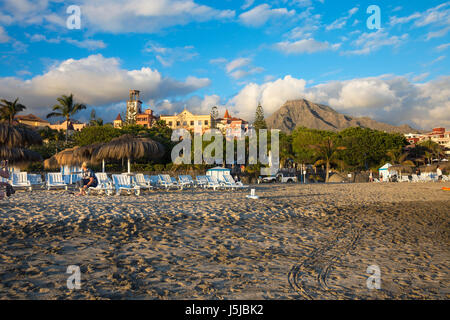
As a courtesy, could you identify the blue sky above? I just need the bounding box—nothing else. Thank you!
[0,0,449,129]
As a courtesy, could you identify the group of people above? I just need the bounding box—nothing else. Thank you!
[368,165,444,183]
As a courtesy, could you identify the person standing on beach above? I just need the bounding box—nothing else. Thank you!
[369,170,373,182]
[0,160,11,200]
[77,162,98,196]
[436,165,443,181]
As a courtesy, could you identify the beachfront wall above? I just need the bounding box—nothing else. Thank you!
[206,167,231,180]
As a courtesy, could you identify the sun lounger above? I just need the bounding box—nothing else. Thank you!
[133,173,153,191]
[205,175,224,190]
[442,175,449,182]
[28,174,44,188]
[178,175,195,188]
[46,173,68,190]
[148,175,161,188]
[10,172,32,191]
[112,174,140,196]
[85,173,114,196]
[158,174,179,190]
[196,175,208,188]
[222,174,249,189]
[399,175,410,183]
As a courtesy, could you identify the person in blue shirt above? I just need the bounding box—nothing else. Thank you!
[77,162,98,196]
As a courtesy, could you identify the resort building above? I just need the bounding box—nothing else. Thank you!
[405,127,450,155]
[136,109,157,128]
[50,120,86,132]
[14,114,50,129]
[113,114,123,129]
[215,110,249,138]
[160,109,211,132]
[126,89,143,124]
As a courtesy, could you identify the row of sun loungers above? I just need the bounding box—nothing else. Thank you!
[3,172,247,195]
[374,174,450,183]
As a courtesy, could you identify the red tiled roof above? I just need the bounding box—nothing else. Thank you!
[115,114,122,121]
[15,114,49,123]
[224,109,231,118]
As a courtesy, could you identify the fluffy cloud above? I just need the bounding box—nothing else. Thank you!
[239,4,295,27]
[344,30,408,55]
[0,54,210,118]
[0,26,10,42]
[275,38,340,54]
[0,0,234,33]
[223,75,450,130]
[143,42,198,67]
[80,0,235,33]
[28,34,107,50]
[326,7,359,31]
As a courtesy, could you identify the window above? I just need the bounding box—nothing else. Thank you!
[190,121,194,126]
[183,121,187,126]
[204,120,209,125]
[168,121,172,126]
[176,121,180,126]
[198,120,202,126]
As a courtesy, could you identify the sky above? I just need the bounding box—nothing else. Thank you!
[0,0,449,130]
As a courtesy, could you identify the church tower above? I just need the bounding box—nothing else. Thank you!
[126,90,142,125]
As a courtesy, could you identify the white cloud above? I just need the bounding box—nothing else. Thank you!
[0,54,210,118]
[80,0,235,33]
[144,42,198,67]
[241,0,254,10]
[275,38,339,54]
[344,30,408,55]
[0,26,10,43]
[326,7,359,31]
[28,34,107,50]
[222,75,450,129]
[226,58,251,73]
[426,26,450,40]
[436,43,450,51]
[239,4,295,27]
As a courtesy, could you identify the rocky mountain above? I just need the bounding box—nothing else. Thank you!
[265,99,418,134]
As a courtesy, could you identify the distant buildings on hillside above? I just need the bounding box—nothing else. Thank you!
[405,127,450,155]
[14,114,86,132]
[113,89,250,135]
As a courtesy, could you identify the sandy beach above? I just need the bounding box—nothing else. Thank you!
[0,182,449,300]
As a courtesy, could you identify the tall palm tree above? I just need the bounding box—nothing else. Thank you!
[0,98,26,124]
[418,140,445,163]
[46,94,86,143]
[310,137,346,183]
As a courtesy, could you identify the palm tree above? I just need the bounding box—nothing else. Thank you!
[418,140,445,163]
[0,98,26,124]
[310,137,346,183]
[46,94,86,143]
[386,148,415,167]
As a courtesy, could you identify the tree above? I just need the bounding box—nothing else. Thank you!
[292,127,334,165]
[386,147,415,167]
[0,98,26,124]
[418,140,445,163]
[310,137,346,183]
[89,109,104,126]
[253,103,267,131]
[46,94,87,143]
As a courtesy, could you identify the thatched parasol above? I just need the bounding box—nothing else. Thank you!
[388,164,414,174]
[92,134,165,173]
[0,145,42,168]
[420,162,450,173]
[0,122,42,148]
[43,156,59,170]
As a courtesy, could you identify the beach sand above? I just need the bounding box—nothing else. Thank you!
[0,182,449,300]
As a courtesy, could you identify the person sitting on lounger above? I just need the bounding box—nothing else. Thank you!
[77,162,98,196]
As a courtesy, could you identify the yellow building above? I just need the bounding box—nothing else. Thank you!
[14,114,50,128]
[160,109,211,132]
[50,120,86,132]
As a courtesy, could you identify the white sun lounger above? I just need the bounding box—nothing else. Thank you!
[10,172,32,191]
[158,174,179,190]
[205,175,224,191]
[46,173,68,190]
[178,175,195,188]
[196,175,208,188]
[442,175,449,182]
[85,173,114,196]
[399,175,410,183]
[112,174,140,196]
[222,174,249,189]
[134,173,153,191]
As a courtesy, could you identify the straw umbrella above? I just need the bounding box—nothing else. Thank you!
[388,164,413,179]
[43,156,59,170]
[0,122,42,148]
[0,145,42,168]
[92,134,165,174]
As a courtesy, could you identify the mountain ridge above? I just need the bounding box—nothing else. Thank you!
[265,99,419,134]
